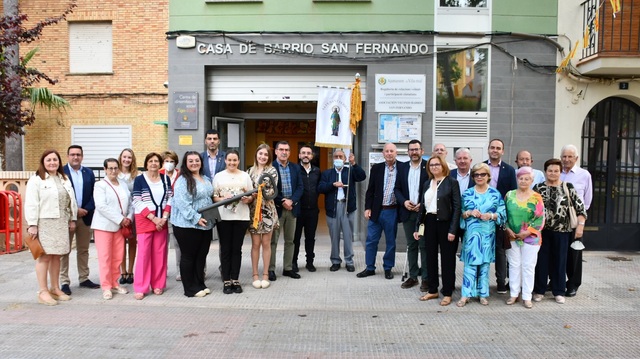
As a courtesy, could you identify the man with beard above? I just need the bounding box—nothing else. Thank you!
[292,145,321,272]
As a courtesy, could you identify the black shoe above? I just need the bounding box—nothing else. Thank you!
[282,270,301,279]
[268,271,277,281]
[119,273,127,285]
[420,281,429,293]
[292,262,299,273]
[330,263,340,272]
[79,279,100,289]
[223,282,233,294]
[126,273,134,285]
[384,270,394,280]
[356,269,375,278]
[306,263,317,272]
[401,278,419,289]
[233,281,243,294]
[565,288,577,297]
[497,283,508,294]
[61,284,72,295]
[346,265,355,272]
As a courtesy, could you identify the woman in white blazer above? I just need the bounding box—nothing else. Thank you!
[25,149,78,306]
[92,158,133,300]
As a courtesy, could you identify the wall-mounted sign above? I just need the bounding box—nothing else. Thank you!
[178,135,193,146]
[378,113,422,143]
[173,92,198,130]
[375,74,426,113]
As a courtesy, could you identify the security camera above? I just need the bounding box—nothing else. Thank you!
[163,81,169,89]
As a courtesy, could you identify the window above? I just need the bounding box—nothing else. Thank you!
[68,22,112,74]
[71,126,131,167]
[436,48,488,112]
[439,0,487,8]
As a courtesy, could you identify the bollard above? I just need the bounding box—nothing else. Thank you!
[0,191,25,255]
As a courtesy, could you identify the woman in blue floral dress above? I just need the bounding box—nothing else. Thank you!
[458,163,506,307]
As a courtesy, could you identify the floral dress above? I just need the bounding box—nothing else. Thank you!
[247,165,279,234]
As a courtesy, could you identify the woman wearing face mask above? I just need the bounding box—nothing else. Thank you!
[160,150,181,281]
[318,150,366,273]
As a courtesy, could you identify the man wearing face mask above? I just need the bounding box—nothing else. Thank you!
[318,149,366,272]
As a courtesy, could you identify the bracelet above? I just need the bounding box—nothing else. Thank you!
[578,222,585,225]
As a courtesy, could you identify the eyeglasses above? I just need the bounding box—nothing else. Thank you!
[106,167,119,171]
[473,173,489,178]
[429,163,442,167]
[408,148,422,152]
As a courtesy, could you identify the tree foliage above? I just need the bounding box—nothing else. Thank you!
[0,2,76,141]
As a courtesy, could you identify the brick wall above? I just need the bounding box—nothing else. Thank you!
[5,0,169,169]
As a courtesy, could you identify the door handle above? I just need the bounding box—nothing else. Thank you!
[612,185,617,199]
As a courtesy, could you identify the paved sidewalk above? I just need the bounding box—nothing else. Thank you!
[1,233,639,358]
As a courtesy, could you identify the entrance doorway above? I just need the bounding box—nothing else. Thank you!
[582,97,640,250]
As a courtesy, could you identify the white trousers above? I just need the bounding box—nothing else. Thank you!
[506,243,540,301]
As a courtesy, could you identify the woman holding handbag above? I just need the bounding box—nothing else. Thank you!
[25,149,78,306]
[92,158,134,300]
[532,158,586,304]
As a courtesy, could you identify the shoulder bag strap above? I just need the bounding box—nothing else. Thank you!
[104,179,125,216]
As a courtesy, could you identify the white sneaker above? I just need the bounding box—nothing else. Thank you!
[194,290,206,297]
[533,294,544,302]
[555,295,565,304]
[203,288,211,294]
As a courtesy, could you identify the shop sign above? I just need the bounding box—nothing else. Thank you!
[173,92,198,130]
[195,42,429,56]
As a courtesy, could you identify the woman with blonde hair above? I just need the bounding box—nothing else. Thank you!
[247,144,279,289]
[118,148,139,285]
[25,149,78,305]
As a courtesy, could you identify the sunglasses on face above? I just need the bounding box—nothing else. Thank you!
[473,173,489,178]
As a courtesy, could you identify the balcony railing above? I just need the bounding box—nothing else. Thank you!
[581,0,640,59]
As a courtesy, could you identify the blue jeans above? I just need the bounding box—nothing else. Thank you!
[365,208,398,271]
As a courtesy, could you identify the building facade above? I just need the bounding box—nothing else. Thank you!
[165,0,638,249]
[6,0,169,169]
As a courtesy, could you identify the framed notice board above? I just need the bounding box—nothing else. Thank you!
[378,113,422,143]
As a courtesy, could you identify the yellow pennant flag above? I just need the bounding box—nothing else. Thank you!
[610,0,621,17]
[594,10,600,32]
[349,77,362,135]
[583,26,590,48]
[557,41,579,73]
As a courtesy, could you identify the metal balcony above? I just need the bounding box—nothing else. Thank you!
[578,0,640,76]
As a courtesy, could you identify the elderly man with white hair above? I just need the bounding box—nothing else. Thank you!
[560,144,592,298]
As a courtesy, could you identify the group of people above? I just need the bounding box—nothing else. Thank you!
[24,131,591,309]
[386,140,590,309]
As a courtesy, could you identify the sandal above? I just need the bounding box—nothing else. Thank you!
[506,296,518,305]
[252,273,261,289]
[419,293,439,301]
[134,292,145,300]
[37,290,57,306]
[153,288,164,295]
[480,297,489,306]
[103,290,113,300]
[49,288,71,301]
[261,273,270,289]
[440,296,452,306]
[456,297,469,307]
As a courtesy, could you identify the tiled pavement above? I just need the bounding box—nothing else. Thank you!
[1,233,639,358]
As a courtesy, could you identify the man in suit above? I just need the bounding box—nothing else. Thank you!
[201,129,226,182]
[394,140,428,290]
[318,149,366,273]
[450,147,475,248]
[450,148,475,194]
[292,145,321,272]
[357,142,399,280]
[270,141,304,280]
[484,139,517,294]
[60,145,99,295]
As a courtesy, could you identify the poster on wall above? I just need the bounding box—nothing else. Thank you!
[375,74,426,113]
[378,113,422,143]
[173,92,198,130]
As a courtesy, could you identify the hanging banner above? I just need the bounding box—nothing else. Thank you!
[315,87,353,148]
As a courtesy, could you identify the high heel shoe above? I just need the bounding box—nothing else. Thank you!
[38,290,57,306]
[252,274,262,289]
[261,274,270,289]
[119,273,128,285]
